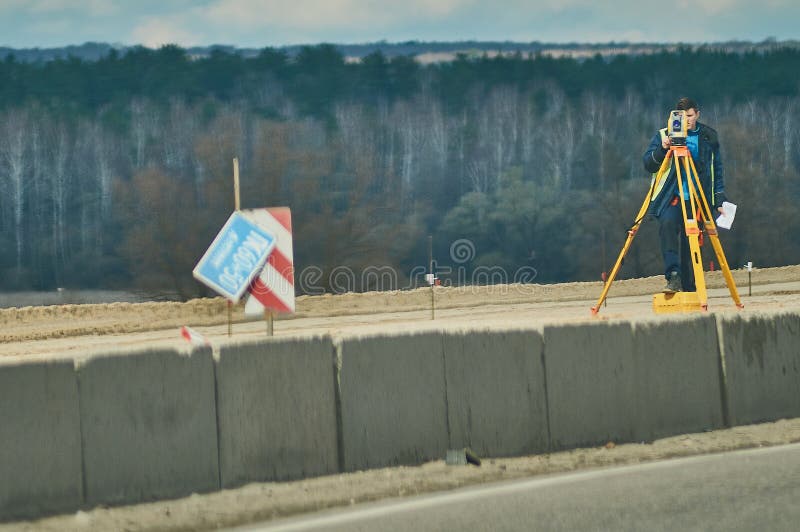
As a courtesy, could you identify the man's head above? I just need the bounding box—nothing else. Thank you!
[676,97,700,131]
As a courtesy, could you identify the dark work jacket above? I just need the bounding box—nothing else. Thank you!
[642,122,726,219]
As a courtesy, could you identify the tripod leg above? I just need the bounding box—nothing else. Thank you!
[677,156,708,309]
[705,226,744,308]
[591,152,673,314]
[685,156,744,309]
[591,225,640,315]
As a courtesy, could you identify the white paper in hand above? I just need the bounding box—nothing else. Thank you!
[715,201,737,230]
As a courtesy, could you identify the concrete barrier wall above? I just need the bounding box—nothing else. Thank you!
[0,360,82,521]
[443,329,549,457]
[4,309,800,521]
[543,321,639,450]
[717,311,800,426]
[216,337,339,488]
[77,347,219,506]
[337,332,449,472]
[631,316,725,441]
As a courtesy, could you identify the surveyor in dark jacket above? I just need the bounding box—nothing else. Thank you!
[642,97,728,293]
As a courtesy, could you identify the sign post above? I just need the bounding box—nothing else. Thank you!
[193,160,294,339]
[228,158,241,336]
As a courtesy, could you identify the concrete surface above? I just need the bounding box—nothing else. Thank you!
[631,315,725,441]
[442,329,549,457]
[337,332,449,472]
[543,321,638,449]
[718,311,800,425]
[216,337,339,488]
[0,360,82,521]
[77,347,219,505]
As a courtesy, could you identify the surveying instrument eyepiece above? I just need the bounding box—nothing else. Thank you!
[590,110,743,315]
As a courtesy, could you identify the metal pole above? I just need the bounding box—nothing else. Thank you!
[429,235,435,320]
[266,310,274,336]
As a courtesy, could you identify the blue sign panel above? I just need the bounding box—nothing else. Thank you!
[193,211,276,302]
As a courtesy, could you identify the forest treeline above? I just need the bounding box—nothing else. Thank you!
[5,39,796,64]
[1,44,799,297]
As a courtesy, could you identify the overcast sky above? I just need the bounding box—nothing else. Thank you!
[0,0,798,49]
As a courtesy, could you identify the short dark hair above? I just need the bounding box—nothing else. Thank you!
[676,97,699,111]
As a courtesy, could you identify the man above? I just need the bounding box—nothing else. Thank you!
[643,97,727,293]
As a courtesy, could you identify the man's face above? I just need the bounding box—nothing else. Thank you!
[685,108,699,130]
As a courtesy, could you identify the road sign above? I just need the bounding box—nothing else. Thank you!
[193,211,276,303]
[242,207,295,315]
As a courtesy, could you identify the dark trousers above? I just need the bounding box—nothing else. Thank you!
[658,201,696,292]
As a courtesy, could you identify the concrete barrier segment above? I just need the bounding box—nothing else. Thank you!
[443,329,549,458]
[77,347,219,506]
[215,336,339,488]
[0,359,82,521]
[716,310,800,426]
[631,315,725,441]
[337,332,448,472]
[543,321,638,450]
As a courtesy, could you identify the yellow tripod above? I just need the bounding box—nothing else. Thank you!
[591,144,743,315]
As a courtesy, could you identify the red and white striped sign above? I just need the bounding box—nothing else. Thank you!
[242,207,295,315]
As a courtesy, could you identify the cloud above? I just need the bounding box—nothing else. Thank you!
[130,16,202,48]
[672,0,738,14]
[1,0,799,49]
[0,0,27,11]
[0,0,118,16]
[201,0,471,31]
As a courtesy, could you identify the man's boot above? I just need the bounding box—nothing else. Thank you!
[664,271,682,293]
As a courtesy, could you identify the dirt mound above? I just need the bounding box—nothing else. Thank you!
[1,265,797,343]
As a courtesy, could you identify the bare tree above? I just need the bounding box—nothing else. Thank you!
[162,99,199,178]
[0,109,30,275]
[390,99,422,203]
[543,86,576,189]
[48,121,72,280]
[130,99,160,169]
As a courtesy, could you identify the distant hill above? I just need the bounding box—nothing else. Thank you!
[0,42,122,62]
[2,38,799,64]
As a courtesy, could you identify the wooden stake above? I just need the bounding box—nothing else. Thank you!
[229,157,240,338]
[233,157,241,211]
[266,311,274,336]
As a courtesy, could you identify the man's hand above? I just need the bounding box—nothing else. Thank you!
[661,136,671,150]
[717,206,724,215]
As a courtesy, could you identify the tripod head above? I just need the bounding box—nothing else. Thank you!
[667,110,688,146]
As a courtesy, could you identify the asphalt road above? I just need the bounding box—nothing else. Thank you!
[238,443,800,532]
